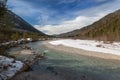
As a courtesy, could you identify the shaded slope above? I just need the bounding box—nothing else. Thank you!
[0,8,46,42]
[7,10,45,35]
[59,9,120,41]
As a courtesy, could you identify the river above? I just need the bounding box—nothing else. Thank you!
[8,41,120,80]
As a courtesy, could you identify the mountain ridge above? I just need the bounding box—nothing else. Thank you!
[0,7,46,42]
[58,9,120,41]
[7,10,45,35]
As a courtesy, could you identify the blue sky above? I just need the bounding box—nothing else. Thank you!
[8,0,120,35]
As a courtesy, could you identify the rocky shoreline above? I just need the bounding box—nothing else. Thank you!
[0,41,45,80]
[7,42,89,80]
[0,55,28,80]
[8,47,45,65]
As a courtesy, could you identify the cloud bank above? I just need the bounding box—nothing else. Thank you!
[35,15,103,35]
[35,0,120,35]
[8,0,120,35]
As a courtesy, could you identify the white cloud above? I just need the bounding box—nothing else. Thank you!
[7,0,56,22]
[34,14,103,35]
[8,0,35,16]
[8,0,120,35]
[35,0,120,35]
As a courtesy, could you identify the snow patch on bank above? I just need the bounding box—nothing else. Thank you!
[49,39,120,56]
[0,56,24,80]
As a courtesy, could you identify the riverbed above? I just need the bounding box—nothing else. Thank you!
[8,41,120,80]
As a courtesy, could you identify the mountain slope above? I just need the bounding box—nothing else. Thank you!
[6,10,45,35]
[0,8,46,42]
[59,9,120,41]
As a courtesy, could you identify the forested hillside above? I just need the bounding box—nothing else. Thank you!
[59,9,120,41]
[0,1,46,43]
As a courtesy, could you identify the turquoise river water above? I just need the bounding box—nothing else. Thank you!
[9,41,120,80]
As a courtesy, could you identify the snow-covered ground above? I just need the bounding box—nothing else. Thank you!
[49,39,120,56]
[0,56,24,80]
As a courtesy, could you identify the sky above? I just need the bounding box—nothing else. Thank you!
[7,0,120,35]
